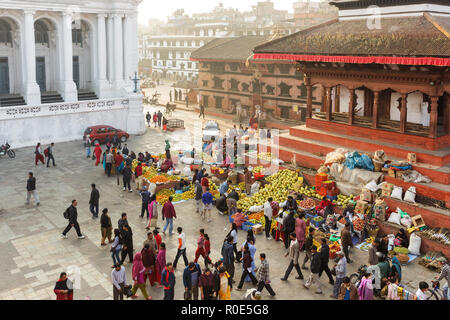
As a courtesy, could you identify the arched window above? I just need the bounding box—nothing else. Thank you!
[0,19,12,46]
[34,20,49,47]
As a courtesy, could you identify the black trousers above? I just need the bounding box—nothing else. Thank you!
[106,163,112,176]
[173,248,188,268]
[123,178,131,191]
[343,245,351,262]
[283,231,292,249]
[46,154,55,166]
[284,260,303,279]
[141,202,149,218]
[264,216,272,238]
[164,288,174,300]
[62,221,82,236]
[224,263,235,280]
[237,269,258,289]
[232,243,239,261]
[257,280,275,296]
[319,264,334,283]
[121,246,133,264]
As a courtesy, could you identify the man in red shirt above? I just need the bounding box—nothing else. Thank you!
[114,152,124,173]
[194,229,206,264]
[201,173,209,193]
[162,196,177,236]
[135,162,143,191]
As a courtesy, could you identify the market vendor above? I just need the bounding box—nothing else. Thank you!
[178,179,190,192]
[315,196,332,216]
[395,229,409,248]
[232,209,248,228]
[286,196,298,213]
[216,195,228,214]
[160,158,173,173]
[226,189,239,216]
[342,202,356,236]
[219,180,232,197]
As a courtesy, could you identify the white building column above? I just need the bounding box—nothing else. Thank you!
[95,13,108,98]
[60,11,77,102]
[22,10,40,105]
[122,14,133,92]
[106,15,114,83]
[112,14,124,91]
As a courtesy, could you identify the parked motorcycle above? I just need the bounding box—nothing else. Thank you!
[0,142,15,158]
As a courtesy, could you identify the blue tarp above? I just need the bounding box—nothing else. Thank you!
[344,152,374,171]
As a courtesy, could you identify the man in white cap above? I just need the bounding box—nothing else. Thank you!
[243,288,262,300]
[330,251,347,299]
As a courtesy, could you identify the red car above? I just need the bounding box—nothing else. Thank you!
[83,125,129,146]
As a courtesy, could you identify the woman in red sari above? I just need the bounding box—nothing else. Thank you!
[54,272,73,300]
[155,242,166,288]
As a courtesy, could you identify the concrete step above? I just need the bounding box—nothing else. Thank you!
[279,132,450,185]
[290,125,450,167]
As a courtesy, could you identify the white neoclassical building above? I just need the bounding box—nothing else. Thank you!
[0,0,145,148]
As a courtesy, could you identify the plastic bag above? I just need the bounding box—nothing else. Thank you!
[400,216,412,228]
[183,166,191,177]
[387,211,401,225]
[396,208,409,218]
[403,186,416,203]
[364,180,380,192]
[408,232,421,256]
[249,205,264,213]
[390,186,403,200]
[344,152,374,171]
[181,157,194,165]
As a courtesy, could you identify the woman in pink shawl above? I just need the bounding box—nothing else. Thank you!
[358,273,374,300]
[295,212,307,250]
[155,242,166,288]
[146,195,158,230]
[131,252,152,300]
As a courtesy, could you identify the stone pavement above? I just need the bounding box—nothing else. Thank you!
[0,106,438,300]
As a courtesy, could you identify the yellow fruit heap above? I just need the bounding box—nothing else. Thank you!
[257,152,272,162]
[238,169,299,212]
[253,166,264,174]
[298,185,322,200]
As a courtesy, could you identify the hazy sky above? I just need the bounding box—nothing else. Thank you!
[137,0,300,24]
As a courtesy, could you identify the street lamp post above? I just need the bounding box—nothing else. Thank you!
[130,72,140,93]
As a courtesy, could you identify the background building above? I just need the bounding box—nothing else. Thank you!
[139,1,309,81]
[0,0,145,147]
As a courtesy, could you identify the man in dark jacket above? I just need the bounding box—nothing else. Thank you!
[120,224,133,264]
[318,238,335,284]
[302,228,315,269]
[303,245,322,294]
[139,186,151,218]
[118,213,129,234]
[194,180,202,213]
[141,243,156,285]
[121,144,129,156]
[61,200,85,239]
[122,164,132,192]
[46,142,56,167]
[282,211,295,249]
[183,262,202,300]
[161,263,176,300]
[340,224,353,263]
[89,184,100,218]
[222,236,235,281]
[26,172,40,206]
[100,208,112,246]
[157,110,163,127]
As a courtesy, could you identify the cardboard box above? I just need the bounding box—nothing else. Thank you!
[407,153,417,164]
[360,188,373,203]
[388,168,396,178]
[381,183,394,197]
[355,200,368,215]
[411,215,426,228]
[252,224,263,235]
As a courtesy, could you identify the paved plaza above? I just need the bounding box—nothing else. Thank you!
[0,105,438,300]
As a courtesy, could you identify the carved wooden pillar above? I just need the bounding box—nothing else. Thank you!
[348,88,355,125]
[400,93,408,134]
[306,84,312,119]
[335,85,340,113]
[321,87,326,112]
[325,86,332,121]
[372,91,380,129]
[429,96,439,138]
[443,93,449,134]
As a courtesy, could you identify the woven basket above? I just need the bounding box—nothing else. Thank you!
[397,253,409,264]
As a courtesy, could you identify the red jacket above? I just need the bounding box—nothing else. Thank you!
[115,154,123,167]
[94,146,102,158]
[201,177,209,187]
[204,239,211,254]
[135,165,142,177]
[162,201,176,219]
